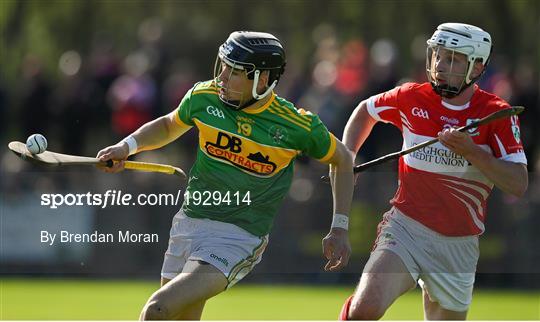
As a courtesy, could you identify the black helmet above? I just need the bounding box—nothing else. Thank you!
[214,31,287,109]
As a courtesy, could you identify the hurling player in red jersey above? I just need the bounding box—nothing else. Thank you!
[339,23,528,320]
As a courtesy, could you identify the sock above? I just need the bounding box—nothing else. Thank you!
[339,295,354,320]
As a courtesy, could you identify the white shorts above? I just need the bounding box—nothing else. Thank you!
[370,207,479,312]
[161,210,269,289]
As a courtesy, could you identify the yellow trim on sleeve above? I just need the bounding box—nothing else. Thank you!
[272,104,311,127]
[174,111,192,129]
[318,133,337,163]
[267,105,311,132]
[297,108,313,116]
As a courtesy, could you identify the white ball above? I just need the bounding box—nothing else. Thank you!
[26,134,48,154]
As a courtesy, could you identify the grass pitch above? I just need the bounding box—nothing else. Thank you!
[1,279,538,320]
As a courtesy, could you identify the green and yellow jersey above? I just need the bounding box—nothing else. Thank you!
[175,80,337,236]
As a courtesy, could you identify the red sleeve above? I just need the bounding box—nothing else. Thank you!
[366,83,415,131]
[488,110,527,164]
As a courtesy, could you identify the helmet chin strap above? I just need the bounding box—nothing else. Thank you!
[432,78,475,98]
[225,70,277,110]
[252,70,277,100]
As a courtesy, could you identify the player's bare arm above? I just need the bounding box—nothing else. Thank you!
[97,110,192,173]
[438,128,528,197]
[130,111,192,152]
[342,101,377,157]
[342,100,377,182]
[322,139,353,272]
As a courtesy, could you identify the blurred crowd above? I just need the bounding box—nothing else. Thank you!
[2,21,538,167]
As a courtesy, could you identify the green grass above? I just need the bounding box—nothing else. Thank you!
[1,279,538,320]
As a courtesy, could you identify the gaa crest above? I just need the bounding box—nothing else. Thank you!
[511,115,521,143]
[268,125,288,145]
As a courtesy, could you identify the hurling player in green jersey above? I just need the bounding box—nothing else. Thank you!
[97,31,354,320]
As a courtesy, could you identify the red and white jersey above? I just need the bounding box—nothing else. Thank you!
[366,82,527,236]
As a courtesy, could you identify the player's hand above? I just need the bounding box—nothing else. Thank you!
[322,227,351,271]
[96,142,129,173]
[438,127,480,159]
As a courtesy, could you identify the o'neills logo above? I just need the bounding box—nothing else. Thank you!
[205,132,277,175]
[210,253,229,267]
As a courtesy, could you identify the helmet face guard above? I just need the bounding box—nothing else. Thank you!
[213,56,252,110]
[214,31,286,110]
[426,23,492,98]
[426,45,469,98]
